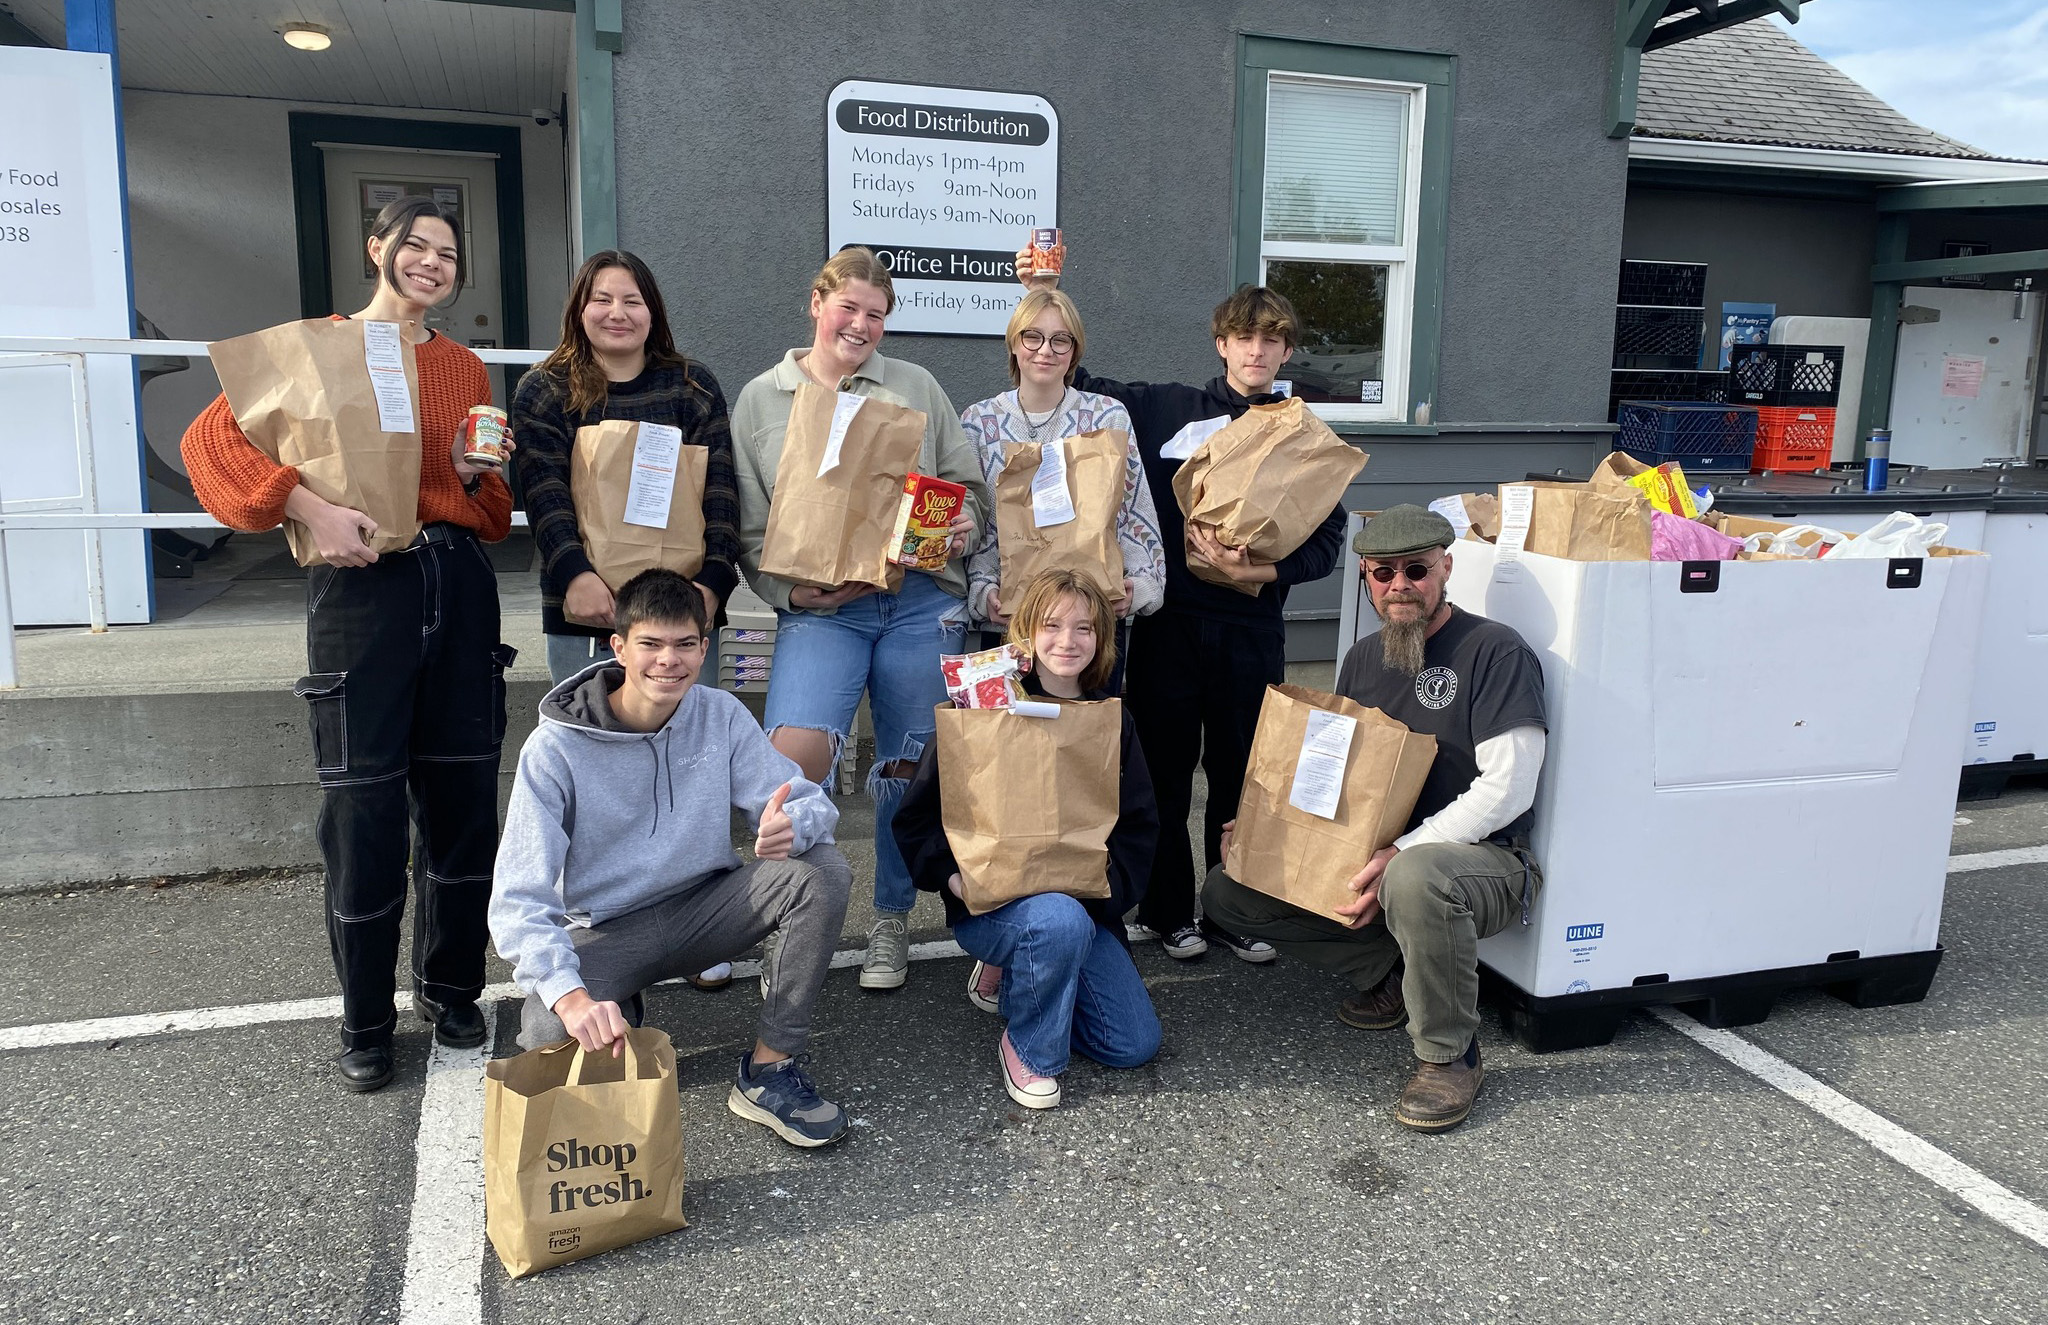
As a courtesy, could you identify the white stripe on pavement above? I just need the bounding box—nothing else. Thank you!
[0,943,971,1052]
[1650,1007,2048,1251]
[398,1001,498,1325]
[1947,844,2048,873]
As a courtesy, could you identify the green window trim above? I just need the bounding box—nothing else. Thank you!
[1234,34,1454,427]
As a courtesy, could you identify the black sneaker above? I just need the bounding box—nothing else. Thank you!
[1159,924,1209,960]
[1199,919,1277,964]
[726,1052,848,1148]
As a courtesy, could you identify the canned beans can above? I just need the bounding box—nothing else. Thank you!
[461,405,509,468]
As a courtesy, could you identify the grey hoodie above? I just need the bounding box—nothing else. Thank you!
[489,660,837,1010]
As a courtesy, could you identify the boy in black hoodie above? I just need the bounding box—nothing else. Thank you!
[1063,281,1348,962]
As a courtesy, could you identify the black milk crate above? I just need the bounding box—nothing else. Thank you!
[1617,260,1708,308]
[1728,344,1844,407]
[1609,368,1727,421]
[1614,401,1758,472]
[1614,305,1705,361]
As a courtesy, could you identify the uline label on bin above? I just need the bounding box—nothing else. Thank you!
[1565,923,1604,942]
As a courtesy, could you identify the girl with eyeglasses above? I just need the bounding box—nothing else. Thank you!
[957,288,1167,683]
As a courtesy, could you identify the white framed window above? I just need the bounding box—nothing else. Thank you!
[1260,71,1428,424]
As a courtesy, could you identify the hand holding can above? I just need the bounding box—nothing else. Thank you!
[457,405,510,470]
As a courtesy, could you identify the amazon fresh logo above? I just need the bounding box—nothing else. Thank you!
[1565,923,1604,942]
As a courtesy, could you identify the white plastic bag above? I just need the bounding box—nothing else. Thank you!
[1742,523,1847,559]
[1828,511,1948,559]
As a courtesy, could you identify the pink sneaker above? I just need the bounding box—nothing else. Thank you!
[966,960,1003,1015]
[999,1031,1060,1109]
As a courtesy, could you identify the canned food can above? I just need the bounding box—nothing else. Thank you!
[1027,227,1064,278]
[461,405,509,468]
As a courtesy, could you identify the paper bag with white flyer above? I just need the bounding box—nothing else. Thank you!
[995,429,1127,607]
[1172,398,1367,594]
[570,420,709,589]
[1224,684,1436,923]
[209,317,425,566]
[935,699,1121,916]
[760,382,926,590]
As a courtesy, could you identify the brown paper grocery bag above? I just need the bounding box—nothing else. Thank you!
[935,699,1121,916]
[1224,685,1437,924]
[995,429,1126,607]
[210,318,424,565]
[1497,480,1654,561]
[483,1027,687,1279]
[760,383,927,590]
[1172,397,1367,595]
[570,420,709,590]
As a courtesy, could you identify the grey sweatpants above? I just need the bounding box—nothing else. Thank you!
[517,845,852,1054]
[1202,841,1537,1063]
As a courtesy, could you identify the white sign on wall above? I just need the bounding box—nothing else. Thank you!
[0,45,147,625]
[826,79,1059,336]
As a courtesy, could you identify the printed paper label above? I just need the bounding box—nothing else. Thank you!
[1288,709,1357,820]
[362,321,415,433]
[818,392,866,477]
[1428,494,1473,538]
[1493,484,1535,582]
[1160,415,1230,460]
[623,422,683,528]
[1030,439,1077,528]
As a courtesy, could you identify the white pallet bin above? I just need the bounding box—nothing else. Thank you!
[718,578,855,792]
[1428,539,1987,1049]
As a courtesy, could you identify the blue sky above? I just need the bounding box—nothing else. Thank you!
[1775,0,2048,159]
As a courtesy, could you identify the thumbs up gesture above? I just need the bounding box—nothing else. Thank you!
[755,782,796,861]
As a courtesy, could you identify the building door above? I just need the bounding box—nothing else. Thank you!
[322,146,506,352]
[1889,286,2042,468]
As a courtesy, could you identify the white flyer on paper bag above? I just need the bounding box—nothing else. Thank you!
[362,321,415,433]
[1030,439,1076,528]
[623,422,683,528]
[1493,484,1535,581]
[819,392,865,477]
[1428,494,1472,538]
[1288,709,1357,820]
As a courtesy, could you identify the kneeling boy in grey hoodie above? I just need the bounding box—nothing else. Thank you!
[490,569,854,1148]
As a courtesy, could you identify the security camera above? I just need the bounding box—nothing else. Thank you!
[531,109,553,126]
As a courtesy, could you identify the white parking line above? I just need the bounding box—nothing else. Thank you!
[0,943,970,1053]
[399,1002,498,1325]
[1650,1007,2048,1251]
[1947,844,2048,873]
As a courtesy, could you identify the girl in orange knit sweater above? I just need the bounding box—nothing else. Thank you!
[182,197,516,1093]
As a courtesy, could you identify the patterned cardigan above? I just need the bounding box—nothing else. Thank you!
[958,387,1168,626]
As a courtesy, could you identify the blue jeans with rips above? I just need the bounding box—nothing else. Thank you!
[953,893,1162,1077]
[762,570,966,913]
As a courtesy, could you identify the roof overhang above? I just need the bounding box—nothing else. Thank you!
[1610,0,1804,139]
[1629,136,2048,184]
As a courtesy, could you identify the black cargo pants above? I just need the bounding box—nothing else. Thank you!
[295,524,516,1050]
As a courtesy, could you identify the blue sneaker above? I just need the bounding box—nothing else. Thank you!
[727,1052,848,1148]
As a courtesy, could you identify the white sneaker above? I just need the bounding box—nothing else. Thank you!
[1126,922,1160,943]
[999,1031,1060,1109]
[858,916,909,990]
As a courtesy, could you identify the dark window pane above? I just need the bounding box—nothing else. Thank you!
[1266,261,1388,405]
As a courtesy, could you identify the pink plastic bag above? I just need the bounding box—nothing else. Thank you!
[1651,511,1743,562]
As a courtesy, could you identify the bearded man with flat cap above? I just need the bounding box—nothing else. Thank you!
[1202,504,1548,1131]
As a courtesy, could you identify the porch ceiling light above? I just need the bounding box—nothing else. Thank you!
[282,23,332,52]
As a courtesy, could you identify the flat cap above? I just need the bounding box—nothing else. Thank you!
[1353,504,1455,558]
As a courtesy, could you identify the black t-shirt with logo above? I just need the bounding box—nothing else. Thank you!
[1333,606,1548,843]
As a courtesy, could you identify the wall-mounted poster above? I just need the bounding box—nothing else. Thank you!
[1717,302,1775,370]
[1941,240,1988,287]
[826,79,1060,336]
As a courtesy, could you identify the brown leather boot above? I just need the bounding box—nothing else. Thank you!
[1336,964,1407,1030]
[1394,1042,1484,1132]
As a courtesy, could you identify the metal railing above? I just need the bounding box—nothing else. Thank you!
[0,335,548,689]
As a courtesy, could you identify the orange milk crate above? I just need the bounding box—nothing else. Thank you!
[1751,404,1835,473]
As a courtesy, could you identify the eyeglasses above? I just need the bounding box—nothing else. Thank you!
[1363,559,1440,585]
[1017,330,1076,355]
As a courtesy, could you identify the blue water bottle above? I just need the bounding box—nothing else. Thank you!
[1865,427,1891,492]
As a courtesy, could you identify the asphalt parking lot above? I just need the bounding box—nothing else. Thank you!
[3,789,2045,1324]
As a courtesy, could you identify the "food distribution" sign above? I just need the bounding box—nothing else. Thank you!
[826,79,1059,337]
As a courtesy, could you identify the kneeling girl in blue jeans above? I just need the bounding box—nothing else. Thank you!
[893,570,1163,1108]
